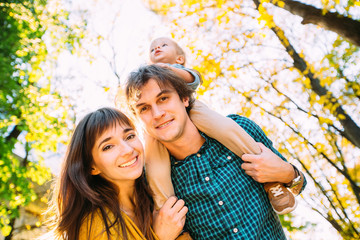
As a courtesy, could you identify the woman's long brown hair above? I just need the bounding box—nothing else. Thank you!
[49,107,154,239]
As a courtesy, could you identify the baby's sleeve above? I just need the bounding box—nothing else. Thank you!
[171,64,201,90]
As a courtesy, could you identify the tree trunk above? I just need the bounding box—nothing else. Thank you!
[5,125,21,141]
[269,0,360,46]
[253,0,360,149]
[4,217,15,240]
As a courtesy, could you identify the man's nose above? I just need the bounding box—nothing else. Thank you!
[152,105,165,119]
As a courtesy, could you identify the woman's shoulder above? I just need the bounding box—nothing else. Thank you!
[79,208,117,240]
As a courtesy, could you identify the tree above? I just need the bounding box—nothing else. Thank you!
[145,0,360,239]
[0,0,84,238]
[267,0,360,46]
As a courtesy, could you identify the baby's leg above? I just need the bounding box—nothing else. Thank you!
[144,133,175,210]
[190,100,261,156]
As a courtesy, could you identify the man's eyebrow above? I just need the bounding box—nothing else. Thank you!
[135,89,173,109]
[97,127,134,149]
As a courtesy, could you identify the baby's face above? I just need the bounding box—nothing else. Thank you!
[149,38,180,64]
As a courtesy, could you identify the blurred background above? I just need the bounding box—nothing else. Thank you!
[0,0,359,239]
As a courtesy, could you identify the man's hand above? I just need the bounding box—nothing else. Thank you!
[153,196,188,240]
[241,142,295,183]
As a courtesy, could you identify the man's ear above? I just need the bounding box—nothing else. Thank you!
[91,166,101,175]
[182,96,189,107]
[175,55,185,65]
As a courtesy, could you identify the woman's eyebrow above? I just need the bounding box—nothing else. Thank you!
[97,136,112,149]
[97,127,134,149]
[123,127,133,134]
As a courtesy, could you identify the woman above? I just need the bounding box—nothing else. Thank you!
[48,107,187,239]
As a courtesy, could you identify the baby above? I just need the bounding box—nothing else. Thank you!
[145,37,297,215]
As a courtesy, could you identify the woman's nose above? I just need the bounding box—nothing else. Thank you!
[119,141,134,156]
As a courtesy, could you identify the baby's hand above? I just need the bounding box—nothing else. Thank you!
[155,62,171,69]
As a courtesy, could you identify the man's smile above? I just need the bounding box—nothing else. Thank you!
[156,119,174,129]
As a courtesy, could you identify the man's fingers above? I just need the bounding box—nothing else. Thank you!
[242,142,267,162]
[242,153,259,163]
[241,162,253,171]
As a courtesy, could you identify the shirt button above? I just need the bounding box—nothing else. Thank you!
[218,201,224,206]
[205,176,210,182]
[227,156,232,160]
[197,153,201,157]
[233,228,238,233]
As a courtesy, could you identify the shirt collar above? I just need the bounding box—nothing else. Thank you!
[170,131,210,167]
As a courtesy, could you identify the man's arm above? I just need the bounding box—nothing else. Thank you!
[228,114,307,194]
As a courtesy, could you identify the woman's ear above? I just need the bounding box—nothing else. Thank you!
[91,166,101,175]
[175,55,185,65]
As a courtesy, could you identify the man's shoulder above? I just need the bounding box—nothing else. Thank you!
[225,114,263,139]
[226,114,255,126]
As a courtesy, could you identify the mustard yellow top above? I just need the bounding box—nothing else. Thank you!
[79,209,159,240]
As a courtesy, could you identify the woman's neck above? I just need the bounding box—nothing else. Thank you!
[117,181,137,222]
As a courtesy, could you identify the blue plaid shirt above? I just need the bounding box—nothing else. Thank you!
[171,114,306,239]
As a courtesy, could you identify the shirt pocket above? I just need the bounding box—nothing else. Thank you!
[210,148,239,169]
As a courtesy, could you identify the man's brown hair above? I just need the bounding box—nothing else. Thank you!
[125,64,195,115]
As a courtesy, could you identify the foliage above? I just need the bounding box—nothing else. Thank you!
[0,0,84,237]
[145,0,360,239]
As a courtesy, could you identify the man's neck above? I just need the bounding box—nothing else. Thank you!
[162,122,205,160]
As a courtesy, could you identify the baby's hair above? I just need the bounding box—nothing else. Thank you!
[172,40,185,56]
[171,39,186,65]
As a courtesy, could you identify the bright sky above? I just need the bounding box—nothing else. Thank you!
[43,0,345,239]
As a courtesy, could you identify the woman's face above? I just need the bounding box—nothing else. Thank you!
[91,123,144,187]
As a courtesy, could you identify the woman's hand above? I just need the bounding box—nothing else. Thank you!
[153,196,188,240]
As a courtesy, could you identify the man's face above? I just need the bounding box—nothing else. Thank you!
[133,78,190,143]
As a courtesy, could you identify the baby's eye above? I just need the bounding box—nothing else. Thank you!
[162,43,168,47]
[150,48,154,52]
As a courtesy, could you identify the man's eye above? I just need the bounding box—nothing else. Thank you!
[140,106,149,113]
[160,96,168,101]
[103,145,113,151]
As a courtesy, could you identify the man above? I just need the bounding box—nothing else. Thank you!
[125,65,306,239]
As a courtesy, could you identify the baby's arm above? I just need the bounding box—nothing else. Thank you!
[156,63,201,89]
[166,64,195,84]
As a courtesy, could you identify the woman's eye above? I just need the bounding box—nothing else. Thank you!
[125,134,136,141]
[103,145,113,151]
